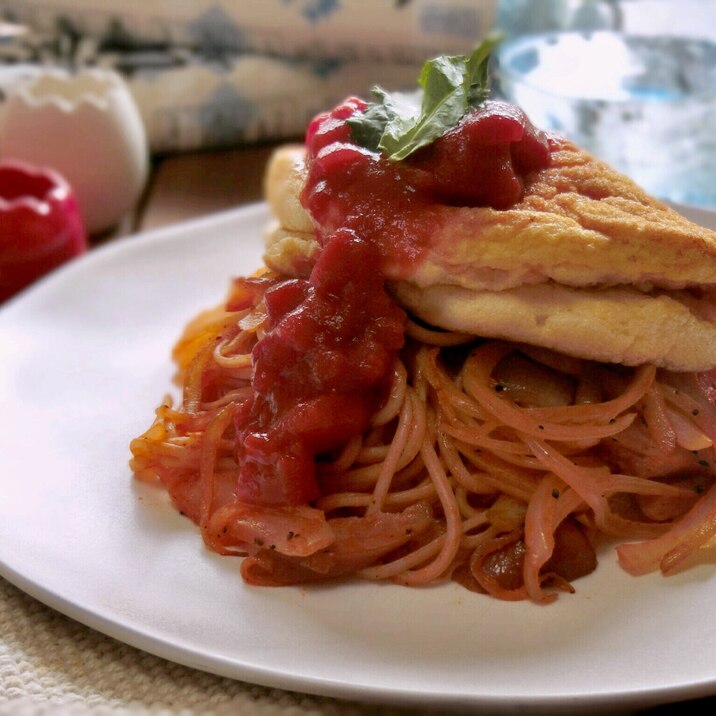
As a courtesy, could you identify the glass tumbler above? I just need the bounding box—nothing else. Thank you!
[493,0,716,208]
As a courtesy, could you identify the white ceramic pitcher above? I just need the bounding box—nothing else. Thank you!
[0,68,149,234]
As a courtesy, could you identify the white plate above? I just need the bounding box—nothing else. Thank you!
[2,202,716,714]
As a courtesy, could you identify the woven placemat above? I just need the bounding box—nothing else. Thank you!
[0,576,425,715]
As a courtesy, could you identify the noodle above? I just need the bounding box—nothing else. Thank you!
[129,280,716,602]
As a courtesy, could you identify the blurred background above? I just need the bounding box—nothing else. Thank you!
[0,0,498,155]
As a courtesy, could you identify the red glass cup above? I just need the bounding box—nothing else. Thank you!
[0,160,87,302]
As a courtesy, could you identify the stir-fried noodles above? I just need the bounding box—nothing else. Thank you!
[130,273,716,603]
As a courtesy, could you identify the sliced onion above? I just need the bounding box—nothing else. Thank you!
[616,482,716,576]
[665,407,713,451]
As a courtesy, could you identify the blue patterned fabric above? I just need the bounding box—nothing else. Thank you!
[0,1,498,152]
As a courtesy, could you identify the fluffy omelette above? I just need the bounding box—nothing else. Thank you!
[263,138,716,372]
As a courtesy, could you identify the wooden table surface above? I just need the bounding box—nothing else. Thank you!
[129,143,285,236]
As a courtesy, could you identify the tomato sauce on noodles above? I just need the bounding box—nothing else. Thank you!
[234,229,405,507]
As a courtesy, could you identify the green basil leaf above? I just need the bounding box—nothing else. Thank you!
[347,87,419,152]
[346,34,502,161]
[465,34,501,107]
[380,53,470,160]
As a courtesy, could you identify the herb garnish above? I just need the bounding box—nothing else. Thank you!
[347,34,502,161]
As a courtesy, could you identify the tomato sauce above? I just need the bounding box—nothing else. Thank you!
[234,230,405,505]
[235,97,552,507]
[301,97,551,272]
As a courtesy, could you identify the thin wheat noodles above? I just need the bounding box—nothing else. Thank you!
[130,281,716,602]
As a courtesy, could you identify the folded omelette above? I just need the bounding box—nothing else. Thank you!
[263,135,716,372]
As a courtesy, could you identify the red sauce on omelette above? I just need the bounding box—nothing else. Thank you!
[302,97,551,271]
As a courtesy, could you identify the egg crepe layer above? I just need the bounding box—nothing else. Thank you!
[264,142,716,371]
